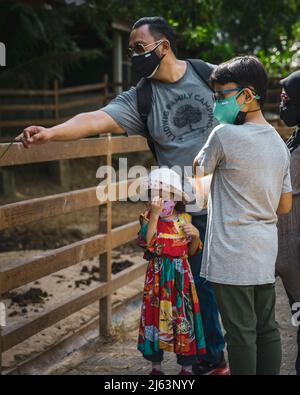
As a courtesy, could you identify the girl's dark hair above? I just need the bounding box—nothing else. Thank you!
[132,16,177,55]
[175,201,186,213]
[210,56,268,106]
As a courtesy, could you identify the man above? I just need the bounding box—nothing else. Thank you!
[276,69,300,375]
[194,55,292,375]
[15,16,226,374]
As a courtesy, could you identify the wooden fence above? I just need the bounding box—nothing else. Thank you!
[0,76,123,132]
[0,77,126,194]
[0,134,149,374]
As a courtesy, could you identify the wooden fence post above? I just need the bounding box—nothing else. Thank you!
[54,79,59,122]
[99,134,112,336]
[103,74,109,105]
[49,79,71,190]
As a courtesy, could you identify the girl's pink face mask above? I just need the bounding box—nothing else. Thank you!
[160,200,176,217]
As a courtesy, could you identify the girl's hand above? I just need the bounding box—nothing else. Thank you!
[150,196,164,217]
[182,223,200,240]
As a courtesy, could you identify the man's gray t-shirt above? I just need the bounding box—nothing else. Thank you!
[102,62,218,213]
[195,122,292,286]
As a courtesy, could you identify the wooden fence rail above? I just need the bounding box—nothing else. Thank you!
[0,77,124,132]
[0,77,128,195]
[0,134,149,374]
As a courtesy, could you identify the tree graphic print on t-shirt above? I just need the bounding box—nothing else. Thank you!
[173,104,202,136]
[160,92,215,142]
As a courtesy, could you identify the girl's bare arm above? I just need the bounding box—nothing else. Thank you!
[182,223,202,256]
[145,197,163,245]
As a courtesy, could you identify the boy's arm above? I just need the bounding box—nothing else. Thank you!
[277,156,293,215]
[277,192,292,215]
[193,127,223,207]
[193,127,224,176]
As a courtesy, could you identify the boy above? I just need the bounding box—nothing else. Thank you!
[194,56,292,375]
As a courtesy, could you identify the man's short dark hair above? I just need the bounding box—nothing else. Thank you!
[132,17,177,55]
[210,56,268,106]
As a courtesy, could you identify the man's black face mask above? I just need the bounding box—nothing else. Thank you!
[131,42,165,80]
[280,101,300,127]
[280,70,300,127]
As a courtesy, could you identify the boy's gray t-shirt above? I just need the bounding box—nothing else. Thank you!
[102,62,218,213]
[195,122,292,286]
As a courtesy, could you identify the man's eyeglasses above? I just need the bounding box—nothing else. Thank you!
[127,40,164,58]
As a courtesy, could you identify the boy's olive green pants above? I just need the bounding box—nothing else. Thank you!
[212,282,282,375]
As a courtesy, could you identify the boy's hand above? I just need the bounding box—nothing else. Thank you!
[150,196,163,217]
[182,223,200,239]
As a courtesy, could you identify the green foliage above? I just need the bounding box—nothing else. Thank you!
[0,0,107,87]
[1,0,300,87]
[126,0,300,71]
[258,20,300,77]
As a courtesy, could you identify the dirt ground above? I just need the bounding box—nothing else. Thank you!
[0,247,146,371]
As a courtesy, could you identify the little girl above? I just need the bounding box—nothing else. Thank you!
[137,168,206,375]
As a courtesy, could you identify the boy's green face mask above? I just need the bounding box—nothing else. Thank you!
[213,88,261,125]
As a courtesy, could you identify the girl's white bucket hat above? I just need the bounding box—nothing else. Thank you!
[140,167,191,203]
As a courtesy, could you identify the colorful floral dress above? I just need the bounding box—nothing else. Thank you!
[137,210,206,358]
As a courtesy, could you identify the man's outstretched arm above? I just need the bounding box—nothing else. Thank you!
[15,110,124,148]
